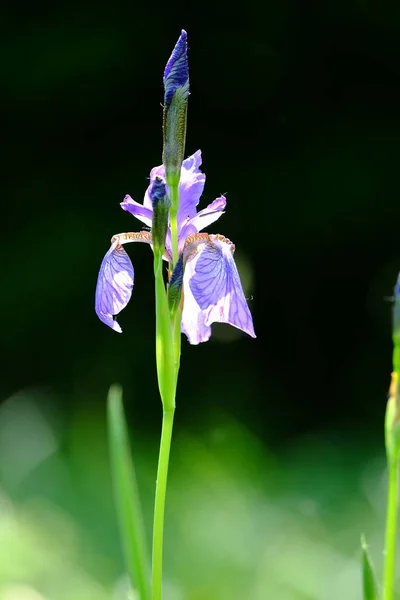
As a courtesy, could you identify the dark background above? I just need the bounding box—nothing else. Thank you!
[2,0,400,445]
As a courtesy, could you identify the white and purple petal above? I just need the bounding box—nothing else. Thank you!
[176,150,206,231]
[142,151,205,231]
[120,195,153,228]
[95,239,134,333]
[95,231,153,332]
[181,234,256,344]
[185,195,226,233]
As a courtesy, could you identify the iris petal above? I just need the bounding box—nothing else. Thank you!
[184,195,226,233]
[176,150,206,231]
[120,195,153,228]
[181,235,256,344]
[142,151,205,231]
[95,231,153,332]
[95,239,134,333]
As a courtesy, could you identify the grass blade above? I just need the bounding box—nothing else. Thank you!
[361,534,380,600]
[107,384,150,600]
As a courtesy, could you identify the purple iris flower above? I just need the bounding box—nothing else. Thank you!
[95,151,256,344]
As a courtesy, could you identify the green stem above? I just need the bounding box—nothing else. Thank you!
[169,184,179,266]
[154,253,175,411]
[172,308,182,380]
[151,408,175,600]
[383,457,399,600]
[151,179,180,599]
[168,182,181,379]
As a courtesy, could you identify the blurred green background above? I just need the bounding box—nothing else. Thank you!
[2,1,400,598]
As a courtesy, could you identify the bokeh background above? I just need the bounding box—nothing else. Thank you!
[1,1,400,598]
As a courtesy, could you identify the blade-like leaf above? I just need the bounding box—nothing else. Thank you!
[108,384,150,600]
[361,534,380,600]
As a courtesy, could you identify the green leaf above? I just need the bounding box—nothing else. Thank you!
[361,534,380,600]
[107,384,150,600]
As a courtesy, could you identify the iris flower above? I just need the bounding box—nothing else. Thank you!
[95,151,256,344]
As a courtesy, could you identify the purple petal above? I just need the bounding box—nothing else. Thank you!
[181,235,256,344]
[186,195,226,233]
[143,165,165,209]
[175,221,197,253]
[149,177,167,209]
[121,195,153,228]
[176,150,206,231]
[142,151,205,230]
[95,239,134,333]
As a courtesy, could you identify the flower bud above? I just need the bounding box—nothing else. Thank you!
[162,30,189,195]
[150,176,170,254]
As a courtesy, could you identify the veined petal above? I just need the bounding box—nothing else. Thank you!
[95,232,152,332]
[121,195,153,228]
[181,234,256,344]
[186,195,226,233]
[95,239,134,333]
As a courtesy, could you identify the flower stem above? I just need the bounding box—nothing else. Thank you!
[151,177,180,599]
[168,182,181,379]
[383,454,399,600]
[151,408,175,600]
[169,184,179,266]
[172,308,182,380]
[154,253,175,411]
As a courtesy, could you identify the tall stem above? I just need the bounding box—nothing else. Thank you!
[167,182,181,380]
[383,455,399,600]
[151,408,175,600]
[169,184,179,267]
[154,257,175,410]
[151,180,180,599]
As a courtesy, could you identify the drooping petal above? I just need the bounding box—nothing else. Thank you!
[120,195,153,228]
[95,239,134,333]
[181,234,256,344]
[95,232,153,332]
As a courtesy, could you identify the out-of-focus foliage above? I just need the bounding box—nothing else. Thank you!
[0,390,392,599]
[361,535,380,600]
